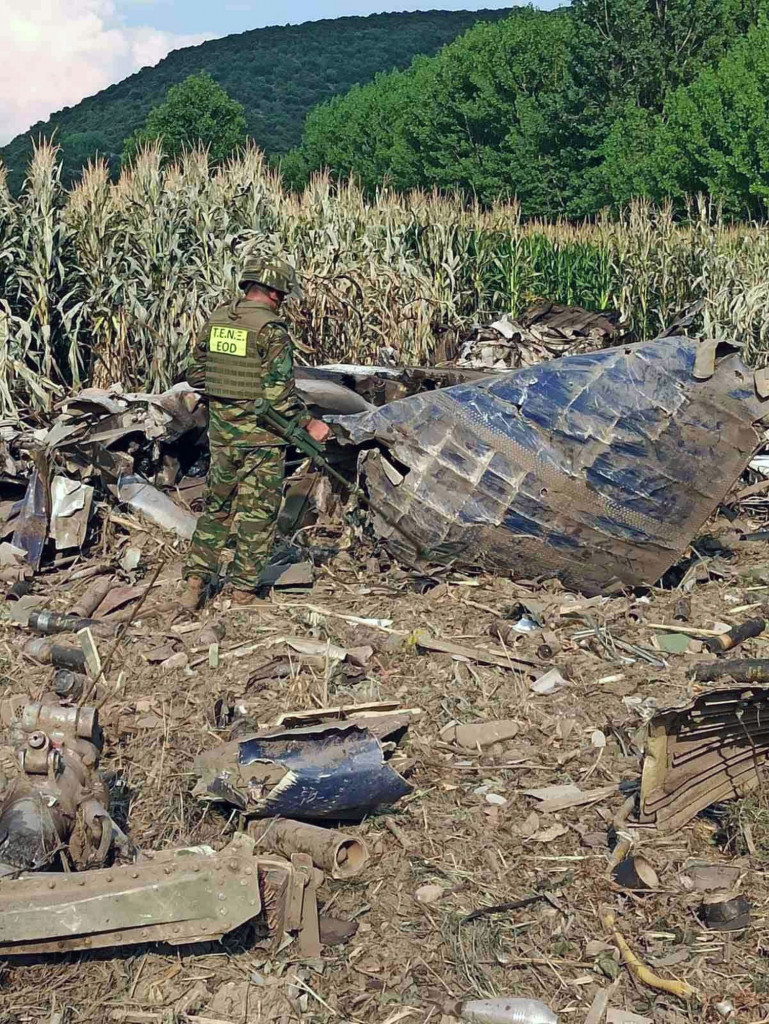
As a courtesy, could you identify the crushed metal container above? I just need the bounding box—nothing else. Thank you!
[333,337,769,594]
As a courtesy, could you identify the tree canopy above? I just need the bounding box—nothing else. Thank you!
[122,73,247,164]
[282,0,769,218]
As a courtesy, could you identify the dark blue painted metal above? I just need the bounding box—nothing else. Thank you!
[334,337,768,593]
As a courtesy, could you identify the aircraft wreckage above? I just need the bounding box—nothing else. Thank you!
[1,334,767,596]
[325,336,769,594]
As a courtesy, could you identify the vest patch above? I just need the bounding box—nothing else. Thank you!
[209,325,248,357]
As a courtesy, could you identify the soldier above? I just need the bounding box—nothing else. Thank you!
[179,258,329,609]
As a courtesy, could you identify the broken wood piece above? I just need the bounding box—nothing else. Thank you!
[413,630,540,669]
[78,627,101,680]
[646,622,728,637]
[584,980,620,1024]
[606,1012,652,1024]
[460,894,546,925]
[735,477,769,501]
[523,783,616,813]
[384,817,412,850]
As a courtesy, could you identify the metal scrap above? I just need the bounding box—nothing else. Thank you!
[458,301,626,370]
[194,706,413,819]
[0,699,114,874]
[249,818,369,879]
[332,337,769,594]
[639,686,769,831]
[0,832,319,956]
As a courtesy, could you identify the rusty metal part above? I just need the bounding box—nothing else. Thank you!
[292,852,322,958]
[28,610,116,638]
[625,604,647,625]
[700,892,751,932]
[53,669,91,699]
[536,631,562,660]
[70,576,113,618]
[640,686,769,831]
[0,834,317,956]
[674,597,691,622]
[249,818,369,879]
[694,658,769,683]
[6,581,33,602]
[0,700,108,873]
[24,637,87,672]
[706,618,766,654]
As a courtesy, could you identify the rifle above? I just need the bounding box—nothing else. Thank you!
[252,398,428,563]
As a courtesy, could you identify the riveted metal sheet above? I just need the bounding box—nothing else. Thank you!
[0,840,267,956]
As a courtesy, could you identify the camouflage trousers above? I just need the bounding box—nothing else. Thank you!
[185,400,285,591]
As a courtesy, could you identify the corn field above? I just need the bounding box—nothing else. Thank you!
[2,141,769,418]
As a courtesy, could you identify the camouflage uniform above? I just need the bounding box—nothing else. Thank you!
[184,265,307,591]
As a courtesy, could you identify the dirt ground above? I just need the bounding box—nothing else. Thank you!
[1,500,769,1024]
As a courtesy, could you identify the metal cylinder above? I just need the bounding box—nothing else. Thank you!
[24,638,87,672]
[706,618,766,654]
[53,669,90,699]
[6,581,32,602]
[28,611,115,638]
[249,818,369,879]
[21,703,98,742]
[70,577,112,619]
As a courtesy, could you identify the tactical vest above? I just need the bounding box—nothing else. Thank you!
[204,302,282,401]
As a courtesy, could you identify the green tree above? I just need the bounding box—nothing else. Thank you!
[291,67,416,192]
[655,19,769,215]
[288,9,574,214]
[565,0,767,212]
[393,10,573,210]
[122,72,247,164]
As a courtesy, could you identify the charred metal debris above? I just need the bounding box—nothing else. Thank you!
[0,697,411,958]
[2,317,769,599]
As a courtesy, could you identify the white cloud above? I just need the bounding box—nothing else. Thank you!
[0,0,210,144]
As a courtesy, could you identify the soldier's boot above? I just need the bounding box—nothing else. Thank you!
[179,576,207,611]
[230,587,268,607]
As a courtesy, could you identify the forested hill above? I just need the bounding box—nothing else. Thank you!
[0,8,512,192]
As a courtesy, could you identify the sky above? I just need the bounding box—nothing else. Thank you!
[0,0,560,146]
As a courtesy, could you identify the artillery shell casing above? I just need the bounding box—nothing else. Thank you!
[24,637,87,672]
[694,658,769,683]
[706,618,766,654]
[248,818,369,879]
[674,597,691,622]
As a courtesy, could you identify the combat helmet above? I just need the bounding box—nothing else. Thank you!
[239,257,301,297]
